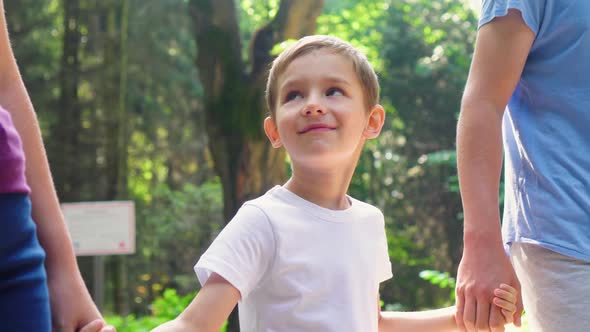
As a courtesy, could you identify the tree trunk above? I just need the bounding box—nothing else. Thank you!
[55,0,82,201]
[115,0,130,317]
[101,0,130,316]
[117,0,129,200]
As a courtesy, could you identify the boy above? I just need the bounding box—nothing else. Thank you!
[153,35,516,332]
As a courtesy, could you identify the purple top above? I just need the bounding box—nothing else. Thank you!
[0,106,29,193]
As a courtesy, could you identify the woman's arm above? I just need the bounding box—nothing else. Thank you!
[0,1,107,330]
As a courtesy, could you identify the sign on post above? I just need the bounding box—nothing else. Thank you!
[62,201,136,256]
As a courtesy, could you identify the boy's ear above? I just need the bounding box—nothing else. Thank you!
[264,116,282,148]
[363,104,385,139]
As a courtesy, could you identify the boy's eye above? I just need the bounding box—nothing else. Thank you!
[326,87,344,97]
[285,91,302,102]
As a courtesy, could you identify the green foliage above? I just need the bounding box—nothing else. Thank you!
[122,180,223,314]
[270,39,297,56]
[419,269,456,305]
[343,0,480,310]
[4,0,62,133]
[380,0,477,153]
[419,270,456,289]
[351,129,450,309]
[423,150,460,193]
[151,289,196,318]
[106,289,228,332]
[238,0,280,62]
[318,0,389,70]
[8,0,503,318]
[423,150,456,166]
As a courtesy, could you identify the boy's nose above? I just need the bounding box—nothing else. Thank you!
[301,103,326,116]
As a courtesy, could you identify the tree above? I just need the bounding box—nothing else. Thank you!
[188,0,324,222]
[54,0,82,201]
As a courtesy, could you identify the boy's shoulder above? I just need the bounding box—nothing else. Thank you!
[243,185,286,209]
[348,195,383,216]
[242,186,384,224]
[238,185,294,219]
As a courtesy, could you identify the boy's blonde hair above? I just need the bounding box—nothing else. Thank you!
[265,35,379,118]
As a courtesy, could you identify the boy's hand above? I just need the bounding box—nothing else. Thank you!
[493,284,518,325]
[79,318,116,332]
[151,318,194,332]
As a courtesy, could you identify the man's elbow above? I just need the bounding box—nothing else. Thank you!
[460,93,506,120]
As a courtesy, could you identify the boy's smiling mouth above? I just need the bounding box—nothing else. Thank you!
[298,123,336,134]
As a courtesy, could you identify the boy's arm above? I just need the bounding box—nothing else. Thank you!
[152,273,240,332]
[379,303,457,332]
[154,204,273,331]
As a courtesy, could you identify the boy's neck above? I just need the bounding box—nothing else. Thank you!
[284,163,357,210]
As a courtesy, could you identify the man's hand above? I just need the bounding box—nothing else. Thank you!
[455,242,523,332]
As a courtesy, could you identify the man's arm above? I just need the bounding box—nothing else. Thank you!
[152,273,240,332]
[455,9,534,332]
[0,1,110,331]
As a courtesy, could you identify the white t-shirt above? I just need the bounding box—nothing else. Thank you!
[195,185,393,332]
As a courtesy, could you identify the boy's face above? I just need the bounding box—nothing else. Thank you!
[264,50,384,170]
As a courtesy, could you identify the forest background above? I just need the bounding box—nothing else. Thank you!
[5,0,522,330]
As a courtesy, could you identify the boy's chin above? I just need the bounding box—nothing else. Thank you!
[291,153,356,170]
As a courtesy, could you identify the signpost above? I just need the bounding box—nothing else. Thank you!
[62,201,135,256]
[62,201,135,310]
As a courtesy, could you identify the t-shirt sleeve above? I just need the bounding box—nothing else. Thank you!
[194,203,275,299]
[479,0,545,37]
[376,211,393,283]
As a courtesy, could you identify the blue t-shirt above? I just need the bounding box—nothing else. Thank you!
[480,0,590,261]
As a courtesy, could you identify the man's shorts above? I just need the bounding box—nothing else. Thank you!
[510,242,590,332]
